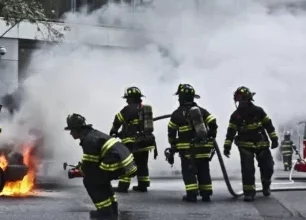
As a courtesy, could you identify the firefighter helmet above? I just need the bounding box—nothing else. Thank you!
[174,84,200,99]
[64,113,92,130]
[122,86,145,99]
[284,131,291,139]
[233,86,255,102]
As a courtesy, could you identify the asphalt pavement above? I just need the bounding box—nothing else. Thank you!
[1,166,306,220]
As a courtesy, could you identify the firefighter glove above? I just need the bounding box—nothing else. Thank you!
[295,150,299,155]
[109,128,118,137]
[223,148,230,158]
[271,140,279,149]
[75,161,82,169]
[154,147,158,160]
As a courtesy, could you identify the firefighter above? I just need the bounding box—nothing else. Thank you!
[110,86,157,193]
[167,84,218,202]
[281,131,298,171]
[65,113,137,219]
[223,86,279,202]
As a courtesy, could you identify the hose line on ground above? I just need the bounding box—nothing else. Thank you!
[153,114,306,197]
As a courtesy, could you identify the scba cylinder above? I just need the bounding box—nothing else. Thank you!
[188,106,208,141]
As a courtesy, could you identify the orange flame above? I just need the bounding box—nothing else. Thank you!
[0,144,38,197]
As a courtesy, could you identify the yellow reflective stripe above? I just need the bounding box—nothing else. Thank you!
[119,165,137,179]
[95,198,112,209]
[119,176,131,183]
[237,141,269,148]
[116,113,124,122]
[228,123,237,130]
[185,184,198,191]
[135,146,155,152]
[282,151,292,154]
[122,137,135,144]
[204,115,215,124]
[199,184,212,191]
[99,154,134,171]
[178,125,192,132]
[137,176,150,182]
[110,195,117,202]
[262,116,270,124]
[224,140,232,146]
[269,132,277,138]
[82,154,99,163]
[245,122,262,130]
[243,185,256,190]
[185,153,210,158]
[101,138,118,158]
[176,143,190,149]
[129,119,139,125]
[168,121,178,129]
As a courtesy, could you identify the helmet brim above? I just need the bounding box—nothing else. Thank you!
[174,93,200,99]
[64,124,92,131]
[122,95,145,99]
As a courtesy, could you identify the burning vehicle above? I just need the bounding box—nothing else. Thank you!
[0,142,38,196]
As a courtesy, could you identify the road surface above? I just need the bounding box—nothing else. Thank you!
[1,167,306,220]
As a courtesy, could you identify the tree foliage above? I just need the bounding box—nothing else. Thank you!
[0,0,69,41]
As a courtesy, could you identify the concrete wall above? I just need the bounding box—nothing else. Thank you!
[0,38,18,97]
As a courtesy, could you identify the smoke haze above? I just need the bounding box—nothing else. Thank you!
[1,0,306,179]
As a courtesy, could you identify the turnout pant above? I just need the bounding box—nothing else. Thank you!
[282,154,292,169]
[239,147,274,197]
[117,150,150,189]
[83,177,117,214]
[181,156,212,197]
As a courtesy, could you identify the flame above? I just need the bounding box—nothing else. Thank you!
[0,144,38,197]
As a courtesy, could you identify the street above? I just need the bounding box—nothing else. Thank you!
[1,167,306,220]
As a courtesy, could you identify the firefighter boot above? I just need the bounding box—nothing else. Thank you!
[113,186,128,193]
[262,183,271,197]
[132,185,148,192]
[111,202,118,217]
[182,192,198,203]
[201,194,211,202]
[243,195,255,202]
[90,208,116,220]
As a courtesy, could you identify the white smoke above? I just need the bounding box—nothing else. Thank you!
[1,0,306,180]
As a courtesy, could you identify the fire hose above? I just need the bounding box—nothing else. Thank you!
[154,114,306,197]
[63,114,306,196]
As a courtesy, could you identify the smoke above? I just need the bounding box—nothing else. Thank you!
[1,0,306,179]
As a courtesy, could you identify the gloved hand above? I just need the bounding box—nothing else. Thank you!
[109,128,118,137]
[75,161,82,169]
[223,148,230,158]
[295,150,299,155]
[154,147,158,160]
[271,140,279,149]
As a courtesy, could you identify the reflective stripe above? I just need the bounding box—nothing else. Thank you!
[185,153,210,158]
[168,121,178,129]
[135,146,155,152]
[236,141,269,148]
[243,185,256,190]
[224,140,232,146]
[101,138,118,158]
[185,184,198,191]
[137,176,150,182]
[121,137,135,144]
[262,116,270,124]
[269,132,277,138]
[110,195,117,202]
[178,125,192,132]
[95,198,112,209]
[100,154,134,171]
[82,154,99,163]
[129,119,139,125]
[199,184,212,191]
[228,123,237,130]
[244,122,263,130]
[176,142,213,149]
[119,165,137,179]
[119,177,131,183]
[204,115,215,124]
[116,113,124,122]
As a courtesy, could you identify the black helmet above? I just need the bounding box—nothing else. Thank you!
[64,113,92,130]
[284,131,291,139]
[174,84,200,99]
[122,86,145,99]
[233,86,255,102]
